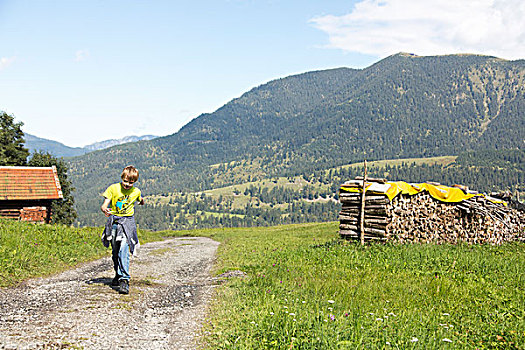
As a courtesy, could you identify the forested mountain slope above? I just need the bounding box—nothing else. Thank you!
[68,53,525,227]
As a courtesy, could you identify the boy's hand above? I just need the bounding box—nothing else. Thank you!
[101,198,112,217]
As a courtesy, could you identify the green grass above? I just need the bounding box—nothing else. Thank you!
[188,222,525,349]
[205,177,309,196]
[0,219,107,287]
[339,155,457,170]
[0,218,186,287]
[2,219,524,348]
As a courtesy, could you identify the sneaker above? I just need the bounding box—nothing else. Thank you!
[111,275,121,287]
[119,279,129,294]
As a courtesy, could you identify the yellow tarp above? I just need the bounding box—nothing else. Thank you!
[340,181,506,204]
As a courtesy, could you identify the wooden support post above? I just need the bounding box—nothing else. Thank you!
[360,160,367,245]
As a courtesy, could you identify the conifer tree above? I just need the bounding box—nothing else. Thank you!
[0,112,29,166]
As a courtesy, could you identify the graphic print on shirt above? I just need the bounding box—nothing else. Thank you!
[115,195,130,214]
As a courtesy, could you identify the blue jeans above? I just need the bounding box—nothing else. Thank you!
[111,223,130,281]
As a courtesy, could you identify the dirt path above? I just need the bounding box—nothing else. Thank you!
[0,237,219,350]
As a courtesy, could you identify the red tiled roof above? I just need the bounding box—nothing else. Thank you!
[0,166,63,200]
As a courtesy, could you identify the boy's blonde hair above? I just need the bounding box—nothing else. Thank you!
[121,166,139,182]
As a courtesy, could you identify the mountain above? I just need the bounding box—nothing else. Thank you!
[84,135,158,151]
[67,53,525,228]
[24,134,158,158]
[25,134,89,158]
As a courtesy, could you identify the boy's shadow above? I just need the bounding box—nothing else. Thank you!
[85,277,118,290]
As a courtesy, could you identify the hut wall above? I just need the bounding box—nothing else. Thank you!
[0,200,53,223]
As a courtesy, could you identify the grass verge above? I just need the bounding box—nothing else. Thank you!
[0,218,187,287]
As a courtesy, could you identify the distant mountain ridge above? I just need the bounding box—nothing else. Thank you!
[67,53,525,227]
[84,135,158,151]
[24,134,158,157]
[24,134,88,158]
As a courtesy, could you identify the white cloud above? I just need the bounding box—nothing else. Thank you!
[0,56,16,70]
[75,49,89,62]
[310,0,525,60]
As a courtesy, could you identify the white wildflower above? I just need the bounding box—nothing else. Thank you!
[327,300,335,304]
[442,338,453,343]
[410,337,418,342]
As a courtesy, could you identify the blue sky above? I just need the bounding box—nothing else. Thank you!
[1,0,523,147]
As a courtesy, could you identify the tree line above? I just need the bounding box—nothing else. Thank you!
[75,148,524,231]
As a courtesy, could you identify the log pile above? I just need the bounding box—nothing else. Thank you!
[339,178,525,245]
[19,206,48,223]
[339,177,389,242]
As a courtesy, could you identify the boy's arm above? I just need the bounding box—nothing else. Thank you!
[101,197,112,217]
[137,190,144,205]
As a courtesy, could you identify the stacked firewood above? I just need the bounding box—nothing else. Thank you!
[452,196,525,245]
[19,206,47,223]
[339,177,389,241]
[339,178,525,245]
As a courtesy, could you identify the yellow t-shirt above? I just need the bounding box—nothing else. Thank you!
[103,183,142,217]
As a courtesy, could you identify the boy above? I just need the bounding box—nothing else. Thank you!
[101,165,144,294]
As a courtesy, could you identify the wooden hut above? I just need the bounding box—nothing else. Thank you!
[0,166,63,223]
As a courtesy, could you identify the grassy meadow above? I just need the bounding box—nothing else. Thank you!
[194,222,525,349]
[1,219,524,348]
